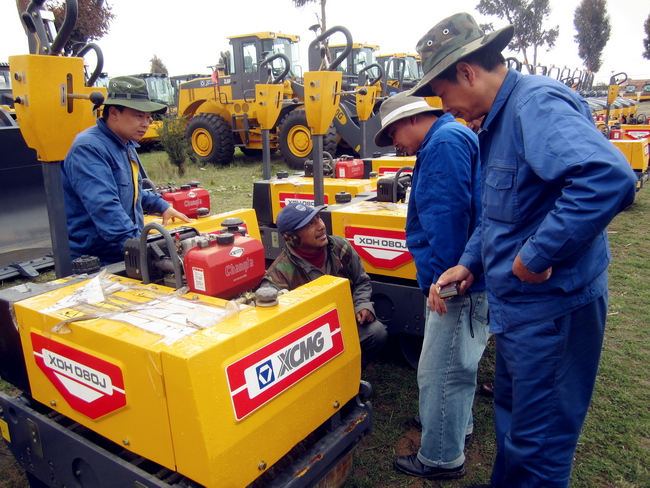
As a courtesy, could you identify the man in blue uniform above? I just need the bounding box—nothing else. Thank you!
[375,92,489,480]
[62,76,190,265]
[410,13,638,488]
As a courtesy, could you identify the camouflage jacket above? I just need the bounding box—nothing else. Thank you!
[262,235,375,316]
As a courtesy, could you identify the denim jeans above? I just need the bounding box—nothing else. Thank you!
[417,290,489,469]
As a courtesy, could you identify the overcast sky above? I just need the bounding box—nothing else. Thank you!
[2,0,649,85]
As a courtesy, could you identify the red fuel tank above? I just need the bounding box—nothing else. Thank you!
[335,156,365,179]
[184,234,265,299]
[162,184,210,218]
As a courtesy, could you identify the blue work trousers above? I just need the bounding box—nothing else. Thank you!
[491,293,608,487]
[417,290,490,468]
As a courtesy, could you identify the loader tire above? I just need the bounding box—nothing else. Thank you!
[186,113,234,165]
[278,109,337,170]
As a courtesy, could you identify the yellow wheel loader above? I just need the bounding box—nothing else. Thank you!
[1,3,373,487]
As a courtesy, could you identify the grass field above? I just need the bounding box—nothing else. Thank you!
[1,139,649,487]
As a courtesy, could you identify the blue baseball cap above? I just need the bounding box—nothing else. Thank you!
[277,202,326,234]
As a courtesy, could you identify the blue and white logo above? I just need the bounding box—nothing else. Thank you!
[256,360,275,389]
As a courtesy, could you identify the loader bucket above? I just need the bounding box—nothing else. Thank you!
[0,125,53,279]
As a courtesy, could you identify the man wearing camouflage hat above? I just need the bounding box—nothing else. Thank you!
[409,12,638,488]
[62,76,190,265]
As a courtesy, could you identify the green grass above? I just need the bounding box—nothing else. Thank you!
[1,151,649,487]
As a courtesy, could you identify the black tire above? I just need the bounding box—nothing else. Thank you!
[278,109,338,170]
[185,113,234,165]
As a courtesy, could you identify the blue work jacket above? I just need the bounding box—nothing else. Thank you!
[406,113,484,295]
[62,119,169,265]
[459,69,637,332]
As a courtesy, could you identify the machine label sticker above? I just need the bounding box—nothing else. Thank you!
[345,226,412,269]
[378,167,413,176]
[31,333,126,419]
[226,309,344,420]
[626,130,650,140]
[279,193,330,208]
[229,246,244,257]
[192,267,206,291]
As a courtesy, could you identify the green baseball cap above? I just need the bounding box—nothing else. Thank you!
[409,12,514,97]
[104,76,167,114]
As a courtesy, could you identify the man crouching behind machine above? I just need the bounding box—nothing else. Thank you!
[261,202,387,367]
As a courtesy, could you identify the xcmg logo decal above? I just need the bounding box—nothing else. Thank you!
[279,193,330,208]
[31,333,126,419]
[226,309,343,420]
[345,226,412,269]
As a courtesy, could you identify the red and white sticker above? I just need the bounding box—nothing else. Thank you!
[226,309,344,420]
[31,333,126,419]
[279,193,329,208]
[624,130,650,140]
[345,226,412,269]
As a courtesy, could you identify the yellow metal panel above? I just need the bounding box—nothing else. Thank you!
[304,71,342,136]
[612,139,649,172]
[331,201,416,280]
[369,155,416,175]
[9,55,104,162]
[254,83,284,129]
[15,277,183,470]
[267,177,376,222]
[144,208,262,241]
[164,275,361,487]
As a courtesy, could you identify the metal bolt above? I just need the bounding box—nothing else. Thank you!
[50,400,57,407]
[333,401,340,409]
[122,438,130,446]
[258,461,267,471]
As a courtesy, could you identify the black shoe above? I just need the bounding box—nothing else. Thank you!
[479,381,495,397]
[412,414,473,445]
[394,454,465,479]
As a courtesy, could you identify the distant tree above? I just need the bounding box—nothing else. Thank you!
[643,14,650,59]
[573,0,610,73]
[292,0,328,34]
[150,55,168,75]
[477,0,559,67]
[16,0,115,56]
[157,115,192,177]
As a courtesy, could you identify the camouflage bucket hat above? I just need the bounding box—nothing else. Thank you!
[409,12,514,97]
[374,92,444,147]
[104,76,167,114]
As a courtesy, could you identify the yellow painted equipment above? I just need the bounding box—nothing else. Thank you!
[612,138,650,190]
[2,4,372,487]
[15,273,364,487]
[330,201,414,280]
[9,54,104,162]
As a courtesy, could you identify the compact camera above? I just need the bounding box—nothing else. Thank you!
[439,281,460,299]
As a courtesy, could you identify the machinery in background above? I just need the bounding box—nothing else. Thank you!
[376,53,422,96]
[1,2,372,487]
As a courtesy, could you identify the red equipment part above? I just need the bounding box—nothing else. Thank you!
[162,185,210,218]
[184,234,265,299]
[335,156,364,179]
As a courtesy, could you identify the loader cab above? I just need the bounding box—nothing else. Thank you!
[376,53,422,94]
[225,32,301,100]
[130,73,175,107]
[330,43,379,88]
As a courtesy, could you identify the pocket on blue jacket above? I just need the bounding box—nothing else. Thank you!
[484,167,517,224]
